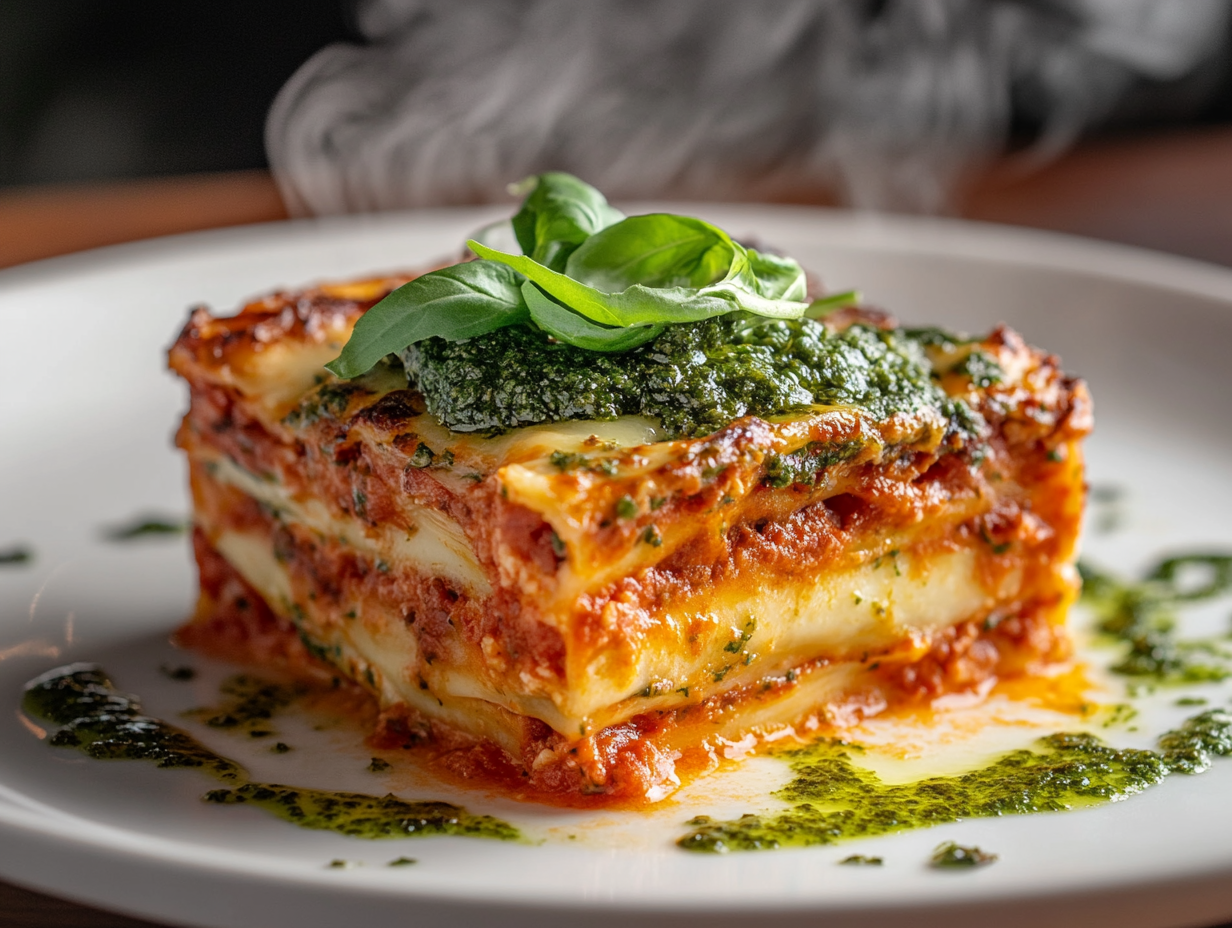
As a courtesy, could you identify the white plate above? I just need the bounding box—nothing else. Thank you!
[2,207,1232,928]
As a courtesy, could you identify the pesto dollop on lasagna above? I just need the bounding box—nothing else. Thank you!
[169,175,1092,804]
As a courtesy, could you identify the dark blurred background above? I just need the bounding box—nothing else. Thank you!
[3,0,1232,268]
[0,0,355,187]
[5,0,1232,189]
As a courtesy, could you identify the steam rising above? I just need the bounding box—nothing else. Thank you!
[267,0,1229,216]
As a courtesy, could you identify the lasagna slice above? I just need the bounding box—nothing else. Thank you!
[169,276,1090,804]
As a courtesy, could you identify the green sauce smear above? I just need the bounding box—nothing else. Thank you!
[678,711,1232,853]
[23,664,520,844]
[203,784,518,841]
[102,515,189,541]
[1080,553,1232,683]
[0,544,34,566]
[931,841,997,869]
[403,313,978,439]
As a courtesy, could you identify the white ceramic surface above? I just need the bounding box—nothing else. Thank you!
[2,206,1232,928]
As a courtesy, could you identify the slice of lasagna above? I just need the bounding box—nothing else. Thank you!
[169,175,1091,804]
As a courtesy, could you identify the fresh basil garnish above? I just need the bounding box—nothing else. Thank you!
[522,282,663,352]
[509,172,624,272]
[804,289,861,319]
[563,214,734,292]
[327,173,848,378]
[746,249,808,301]
[470,239,751,326]
[326,261,528,380]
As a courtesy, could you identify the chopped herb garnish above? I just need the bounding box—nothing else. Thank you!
[368,757,392,773]
[724,619,756,654]
[0,544,33,566]
[615,495,638,519]
[931,842,997,869]
[952,350,1003,388]
[388,857,418,867]
[103,515,188,541]
[839,855,884,866]
[408,443,435,468]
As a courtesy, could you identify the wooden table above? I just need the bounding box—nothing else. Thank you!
[3,130,1231,926]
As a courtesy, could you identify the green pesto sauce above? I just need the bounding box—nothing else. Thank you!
[0,544,34,566]
[402,314,980,439]
[23,664,520,844]
[677,711,1232,853]
[931,841,997,869]
[838,854,883,866]
[1079,553,1232,682]
[102,515,189,542]
[203,784,518,841]
[23,664,243,782]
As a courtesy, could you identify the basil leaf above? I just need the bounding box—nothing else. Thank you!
[747,249,808,302]
[564,214,733,292]
[470,239,740,326]
[522,283,663,352]
[509,173,624,272]
[695,245,811,320]
[804,290,861,319]
[325,261,529,379]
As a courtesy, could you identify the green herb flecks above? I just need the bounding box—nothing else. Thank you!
[1079,553,1232,683]
[931,841,997,869]
[184,674,305,736]
[952,351,1003,389]
[763,440,865,489]
[23,664,521,844]
[103,515,189,541]
[0,544,33,566]
[838,854,883,866]
[283,383,359,428]
[677,710,1232,853]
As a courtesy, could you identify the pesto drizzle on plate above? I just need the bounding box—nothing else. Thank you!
[1080,553,1232,683]
[22,664,520,844]
[677,712,1232,853]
